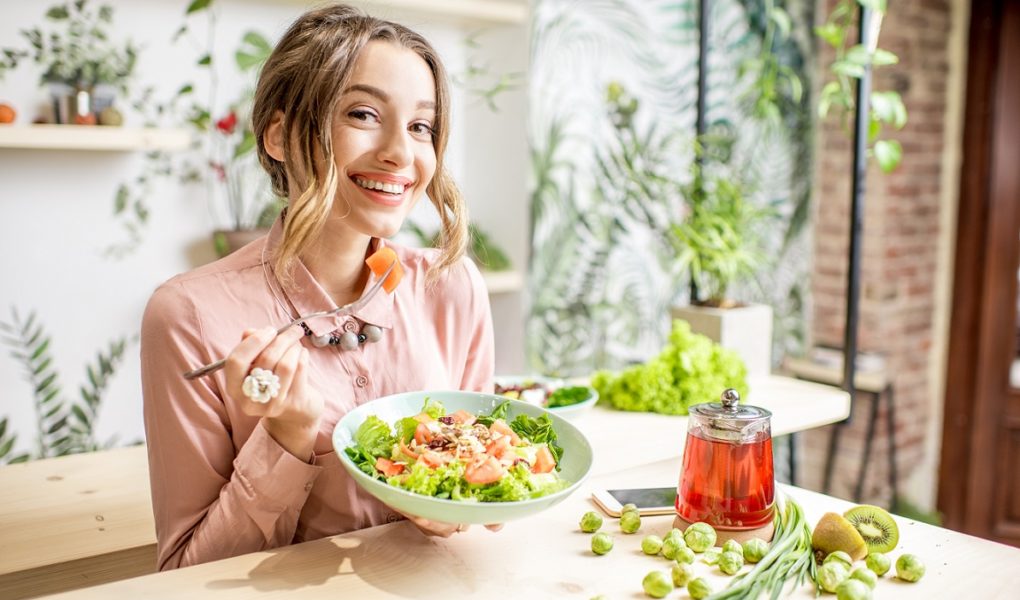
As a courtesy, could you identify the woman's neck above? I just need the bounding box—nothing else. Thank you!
[300,224,373,307]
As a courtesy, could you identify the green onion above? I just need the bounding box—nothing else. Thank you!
[705,495,819,599]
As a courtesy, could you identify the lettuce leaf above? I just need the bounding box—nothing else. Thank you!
[353,415,395,460]
[422,397,446,419]
[475,399,511,427]
[394,417,419,444]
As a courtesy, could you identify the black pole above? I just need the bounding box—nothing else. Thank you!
[823,4,874,494]
[690,0,708,304]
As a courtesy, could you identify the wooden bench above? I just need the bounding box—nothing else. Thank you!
[0,445,156,599]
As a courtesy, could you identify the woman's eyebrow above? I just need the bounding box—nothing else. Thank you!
[344,83,436,111]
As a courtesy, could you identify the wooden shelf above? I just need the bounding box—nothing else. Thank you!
[482,270,524,294]
[331,0,527,25]
[0,125,191,152]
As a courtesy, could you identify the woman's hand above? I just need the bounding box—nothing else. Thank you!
[394,508,503,537]
[223,325,323,461]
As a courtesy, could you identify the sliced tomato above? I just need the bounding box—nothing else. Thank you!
[485,435,513,459]
[449,409,477,426]
[413,422,434,446]
[375,457,405,477]
[464,456,504,485]
[398,439,419,461]
[365,246,404,294]
[532,446,556,474]
[489,419,521,446]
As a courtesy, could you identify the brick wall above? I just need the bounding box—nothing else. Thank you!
[799,0,953,506]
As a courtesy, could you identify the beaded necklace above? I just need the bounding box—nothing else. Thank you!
[261,239,383,351]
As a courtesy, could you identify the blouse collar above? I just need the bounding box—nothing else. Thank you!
[262,215,395,336]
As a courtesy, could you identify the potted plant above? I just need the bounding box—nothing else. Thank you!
[669,155,778,377]
[0,1,137,124]
[174,1,281,255]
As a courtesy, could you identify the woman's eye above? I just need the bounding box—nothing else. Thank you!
[410,122,434,137]
[348,109,378,122]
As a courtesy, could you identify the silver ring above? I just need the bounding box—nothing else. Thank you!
[242,367,280,403]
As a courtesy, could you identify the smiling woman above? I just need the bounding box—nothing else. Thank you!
[139,4,496,572]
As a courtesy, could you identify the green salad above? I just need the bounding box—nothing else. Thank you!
[344,399,568,502]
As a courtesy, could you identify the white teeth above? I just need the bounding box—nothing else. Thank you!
[354,177,405,194]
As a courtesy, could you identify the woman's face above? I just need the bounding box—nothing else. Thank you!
[329,40,438,239]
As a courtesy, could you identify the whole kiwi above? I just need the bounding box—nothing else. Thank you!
[843,505,899,554]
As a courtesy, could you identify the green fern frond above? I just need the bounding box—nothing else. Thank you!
[0,416,30,464]
[0,308,69,458]
[69,337,128,452]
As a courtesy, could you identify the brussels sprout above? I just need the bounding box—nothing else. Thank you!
[865,552,891,576]
[664,528,684,544]
[824,550,854,571]
[835,578,872,600]
[620,511,641,534]
[621,503,638,514]
[722,539,743,555]
[675,546,696,565]
[816,562,849,593]
[701,549,722,565]
[895,554,926,582]
[671,562,695,587]
[661,536,684,560]
[590,596,607,600]
[641,535,664,555]
[719,550,744,575]
[743,538,769,563]
[849,566,878,589]
[591,532,614,555]
[641,570,674,598]
[684,522,717,552]
[687,577,713,600]
[580,511,603,533]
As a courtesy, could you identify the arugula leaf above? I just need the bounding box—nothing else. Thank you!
[476,399,511,427]
[547,386,591,408]
[509,413,564,469]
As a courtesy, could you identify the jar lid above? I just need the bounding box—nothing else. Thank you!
[688,389,772,422]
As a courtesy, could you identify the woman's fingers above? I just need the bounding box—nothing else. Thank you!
[223,327,277,392]
[252,325,305,372]
[264,343,304,417]
[484,523,503,532]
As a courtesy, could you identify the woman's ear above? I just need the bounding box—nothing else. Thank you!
[264,110,286,162]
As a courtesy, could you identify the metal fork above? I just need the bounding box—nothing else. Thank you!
[182,261,396,380]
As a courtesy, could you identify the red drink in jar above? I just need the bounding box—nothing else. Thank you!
[675,389,775,533]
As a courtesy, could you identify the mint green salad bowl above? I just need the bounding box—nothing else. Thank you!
[333,390,594,525]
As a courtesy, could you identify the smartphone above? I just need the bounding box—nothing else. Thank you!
[591,487,678,517]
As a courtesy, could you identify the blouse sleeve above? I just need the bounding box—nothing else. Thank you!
[457,258,495,393]
[140,281,323,570]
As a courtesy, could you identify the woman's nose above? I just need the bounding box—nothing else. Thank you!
[376,124,413,167]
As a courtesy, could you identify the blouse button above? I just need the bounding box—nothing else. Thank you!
[355,375,368,387]
[304,482,314,492]
[386,513,401,523]
[343,320,359,333]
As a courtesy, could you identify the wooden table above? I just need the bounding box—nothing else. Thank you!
[37,456,1020,599]
[1,375,849,598]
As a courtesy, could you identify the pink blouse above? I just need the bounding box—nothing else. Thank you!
[140,218,495,570]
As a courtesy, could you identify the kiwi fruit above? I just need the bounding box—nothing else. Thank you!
[811,512,868,561]
[843,505,899,554]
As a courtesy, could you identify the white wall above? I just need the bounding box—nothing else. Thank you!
[0,0,527,458]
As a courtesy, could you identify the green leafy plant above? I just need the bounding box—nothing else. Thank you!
[738,0,804,127]
[671,150,777,307]
[107,1,278,256]
[0,308,130,462]
[591,320,748,415]
[816,0,907,172]
[0,0,137,91]
[451,30,524,112]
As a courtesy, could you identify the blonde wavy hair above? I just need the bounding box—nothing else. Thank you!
[252,4,467,285]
